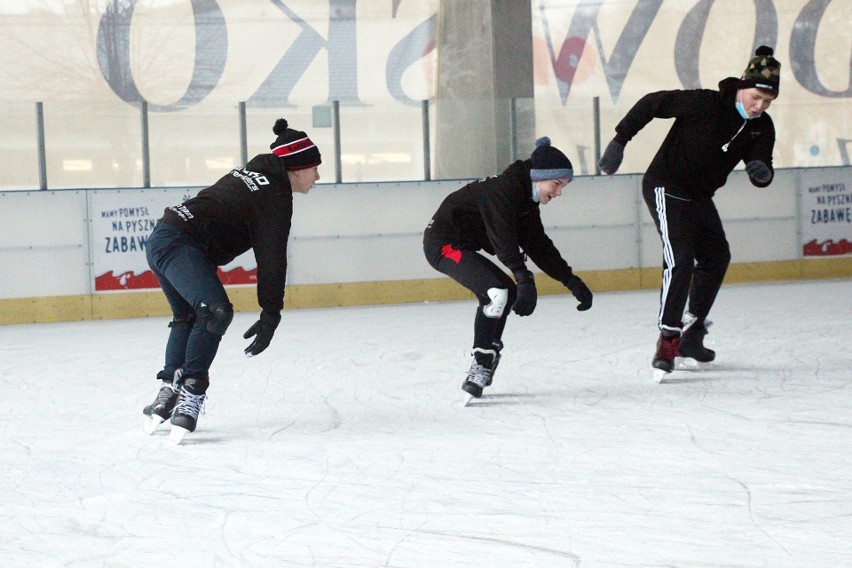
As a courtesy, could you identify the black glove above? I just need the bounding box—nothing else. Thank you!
[599,139,625,175]
[243,310,281,357]
[564,274,593,311]
[745,160,772,184]
[512,269,537,317]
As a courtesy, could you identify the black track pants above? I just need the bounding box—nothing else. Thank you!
[424,239,516,349]
[642,182,731,332]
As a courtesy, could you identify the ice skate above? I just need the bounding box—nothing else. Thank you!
[484,340,503,387]
[142,381,179,434]
[169,376,209,444]
[652,332,680,383]
[462,348,498,405]
[675,357,708,371]
[679,314,715,363]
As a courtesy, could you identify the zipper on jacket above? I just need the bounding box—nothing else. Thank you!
[721,120,747,152]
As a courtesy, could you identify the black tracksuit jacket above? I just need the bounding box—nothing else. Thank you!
[425,160,575,283]
[614,77,776,198]
[159,153,293,313]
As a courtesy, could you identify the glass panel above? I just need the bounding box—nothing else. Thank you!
[1,94,850,192]
[245,107,327,179]
[0,102,39,190]
[42,101,143,189]
[532,96,598,176]
[338,101,426,183]
[148,103,241,188]
[774,98,850,168]
[247,102,429,184]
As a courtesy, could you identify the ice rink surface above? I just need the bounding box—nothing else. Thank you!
[1,278,850,567]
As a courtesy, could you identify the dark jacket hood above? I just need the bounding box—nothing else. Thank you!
[718,76,742,105]
[245,153,288,178]
[509,159,533,180]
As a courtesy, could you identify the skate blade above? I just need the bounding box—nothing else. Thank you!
[676,357,708,371]
[169,425,190,445]
[652,368,670,383]
[463,392,475,407]
[143,415,165,435]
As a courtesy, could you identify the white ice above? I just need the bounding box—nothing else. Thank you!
[1,279,850,567]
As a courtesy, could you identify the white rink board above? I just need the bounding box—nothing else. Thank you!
[0,168,847,299]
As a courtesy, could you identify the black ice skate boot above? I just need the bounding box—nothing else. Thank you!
[679,314,715,363]
[143,378,180,434]
[169,376,209,444]
[652,331,681,374]
[484,340,503,387]
[462,348,499,400]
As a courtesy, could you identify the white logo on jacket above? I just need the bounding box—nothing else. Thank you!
[230,168,270,192]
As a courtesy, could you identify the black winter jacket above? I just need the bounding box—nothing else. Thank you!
[614,77,776,199]
[425,160,575,283]
[159,153,293,313]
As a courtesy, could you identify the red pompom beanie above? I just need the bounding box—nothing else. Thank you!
[269,118,322,171]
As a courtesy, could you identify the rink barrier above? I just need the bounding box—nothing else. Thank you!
[0,259,849,325]
[0,168,850,325]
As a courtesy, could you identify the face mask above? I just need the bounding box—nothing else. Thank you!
[736,98,761,120]
[531,183,541,203]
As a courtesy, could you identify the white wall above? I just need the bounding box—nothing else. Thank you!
[0,168,847,301]
[0,190,91,298]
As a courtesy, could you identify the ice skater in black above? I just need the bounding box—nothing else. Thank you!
[424,137,593,399]
[599,46,781,376]
[143,118,321,441]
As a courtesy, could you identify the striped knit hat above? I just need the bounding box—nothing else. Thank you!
[530,137,573,182]
[269,118,322,170]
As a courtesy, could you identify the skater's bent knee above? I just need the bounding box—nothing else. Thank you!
[168,314,195,328]
[698,249,731,271]
[482,287,509,318]
[201,301,234,335]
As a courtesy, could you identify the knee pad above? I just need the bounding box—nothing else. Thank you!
[481,287,509,318]
[201,301,233,336]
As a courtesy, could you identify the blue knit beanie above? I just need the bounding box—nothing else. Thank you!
[530,137,573,181]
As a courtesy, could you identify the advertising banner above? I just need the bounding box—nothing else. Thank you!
[89,188,257,291]
[800,169,852,256]
[1,0,849,180]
